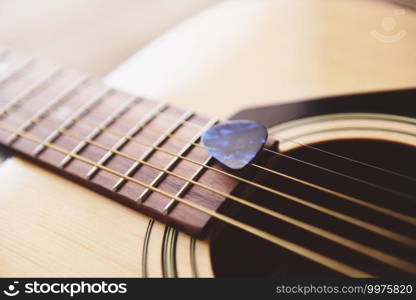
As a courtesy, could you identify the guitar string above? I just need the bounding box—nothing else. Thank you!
[0,59,415,223]
[1,75,414,215]
[118,106,416,183]
[135,118,416,201]
[163,125,416,202]
[49,104,416,201]
[1,116,416,275]
[179,117,416,183]
[6,105,416,227]
[10,106,414,226]
[0,70,414,202]
[263,148,415,201]
[0,58,414,274]
[0,61,414,238]
[2,98,414,203]
[4,108,416,231]
[0,123,380,277]
[149,123,416,201]
[64,114,416,226]
[0,94,415,188]
[271,134,416,182]
[0,51,414,189]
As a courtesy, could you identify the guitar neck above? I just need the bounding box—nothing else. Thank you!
[0,46,239,237]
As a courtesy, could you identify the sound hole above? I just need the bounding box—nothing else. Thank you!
[210,138,416,277]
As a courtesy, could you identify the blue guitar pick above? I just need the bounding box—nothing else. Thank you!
[202,120,267,169]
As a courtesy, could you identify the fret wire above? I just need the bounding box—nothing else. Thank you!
[104,116,416,191]
[6,74,88,146]
[33,105,414,226]
[138,132,416,223]
[0,122,373,277]
[142,117,217,212]
[131,115,416,199]
[75,107,216,147]
[78,117,416,226]
[0,56,408,195]
[14,105,415,258]
[90,137,416,248]
[59,95,139,168]
[2,117,416,274]
[155,113,201,130]
[117,117,416,220]
[135,109,196,203]
[38,117,416,248]
[32,87,111,156]
[6,106,416,254]
[163,155,214,215]
[85,101,167,179]
[0,56,33,85]
[111,109,194,193]
[0,66,62,119]
[91,105,416,185]
[0,48,412,274]
[11,101,414,226]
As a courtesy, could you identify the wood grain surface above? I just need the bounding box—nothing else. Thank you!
[0,0,415,277]
[0,49,241,237]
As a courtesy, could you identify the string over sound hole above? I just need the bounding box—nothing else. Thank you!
[211,138,416,277]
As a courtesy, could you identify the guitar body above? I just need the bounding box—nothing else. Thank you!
[0,0,415,277]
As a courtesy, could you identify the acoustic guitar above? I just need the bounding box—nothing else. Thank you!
[0,44,414,278]
[0,1,415,278]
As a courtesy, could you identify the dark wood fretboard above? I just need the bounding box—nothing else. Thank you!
[0,46,239,237]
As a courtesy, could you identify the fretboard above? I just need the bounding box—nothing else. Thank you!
[0,46,239,237]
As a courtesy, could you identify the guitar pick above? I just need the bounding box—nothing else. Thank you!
[202,120,268,169]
